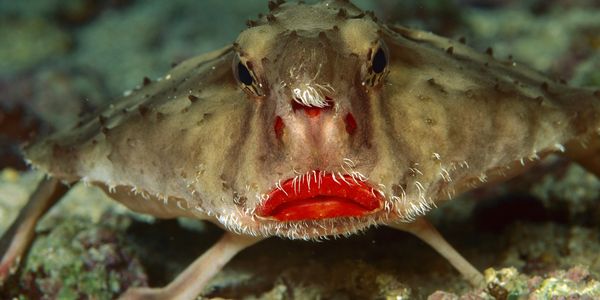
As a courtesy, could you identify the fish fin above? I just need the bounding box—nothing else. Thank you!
[389,218,485,287]
[565,132,600,178]
[0,177,69,286]
[119,232,262,300]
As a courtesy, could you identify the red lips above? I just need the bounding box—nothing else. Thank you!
[257,173,382,221]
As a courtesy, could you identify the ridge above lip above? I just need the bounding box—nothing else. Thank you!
[257,172,382,221]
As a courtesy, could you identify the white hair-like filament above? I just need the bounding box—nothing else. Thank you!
[291,83,335,108]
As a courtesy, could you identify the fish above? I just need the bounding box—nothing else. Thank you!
[1,0,599,299]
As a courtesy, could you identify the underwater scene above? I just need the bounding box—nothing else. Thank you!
[1,0,600,299]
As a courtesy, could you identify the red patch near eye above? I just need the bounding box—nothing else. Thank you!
[257,173,382,221]
[274,116,284,139]
[345,113,357,135]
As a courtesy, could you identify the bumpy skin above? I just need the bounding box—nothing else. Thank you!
[25,0,600,241]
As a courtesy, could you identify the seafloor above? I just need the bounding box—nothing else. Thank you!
[1,0,600,299]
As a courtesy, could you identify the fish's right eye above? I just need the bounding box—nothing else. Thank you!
[233,57,264,97]
[237,62,254,85]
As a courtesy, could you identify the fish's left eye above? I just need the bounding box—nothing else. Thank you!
[363,44,388,87]
[372,47,387,74]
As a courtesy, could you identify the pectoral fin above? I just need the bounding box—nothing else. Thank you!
[389,218,485,287]
[565,133,600,178]
[119,232,263,300]
[0,177,69,286]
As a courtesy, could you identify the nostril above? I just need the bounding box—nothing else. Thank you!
[345,113,357,135]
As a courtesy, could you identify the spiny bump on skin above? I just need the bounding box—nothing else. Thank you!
[101,127,109,135]
[535,96,545,105]
[427,78,448,94]
[353,12,366,19]
[465,89,476,99]
[541,82,550,92]
[268,0,284,11]
[332,25,340,31]
[142,76,152,86]
[188,95,199,102]
[318,31,327,40]
[365,10,377,22]
[98,115,107,126]
[246,19,258,28]
[446,46,454,55]
[266,13,277,22]
[156,112,165,122]
[138,104,150,117]
[232,42,242,53]
[494,83,502,93]
[52,143,71,157]
[337,8,348,18]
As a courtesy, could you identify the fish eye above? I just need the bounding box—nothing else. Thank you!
[233,57,264,97]
[236,62,254,85]
[363,44,388,87]
[372,47,387,74]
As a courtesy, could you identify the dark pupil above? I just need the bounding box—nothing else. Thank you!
[237,62,254,85]
[372,48,387,74]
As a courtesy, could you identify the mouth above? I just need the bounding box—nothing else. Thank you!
[256,172,382,221]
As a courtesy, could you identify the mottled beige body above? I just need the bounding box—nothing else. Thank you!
[25,1,600,238]
[3,0,600,298]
